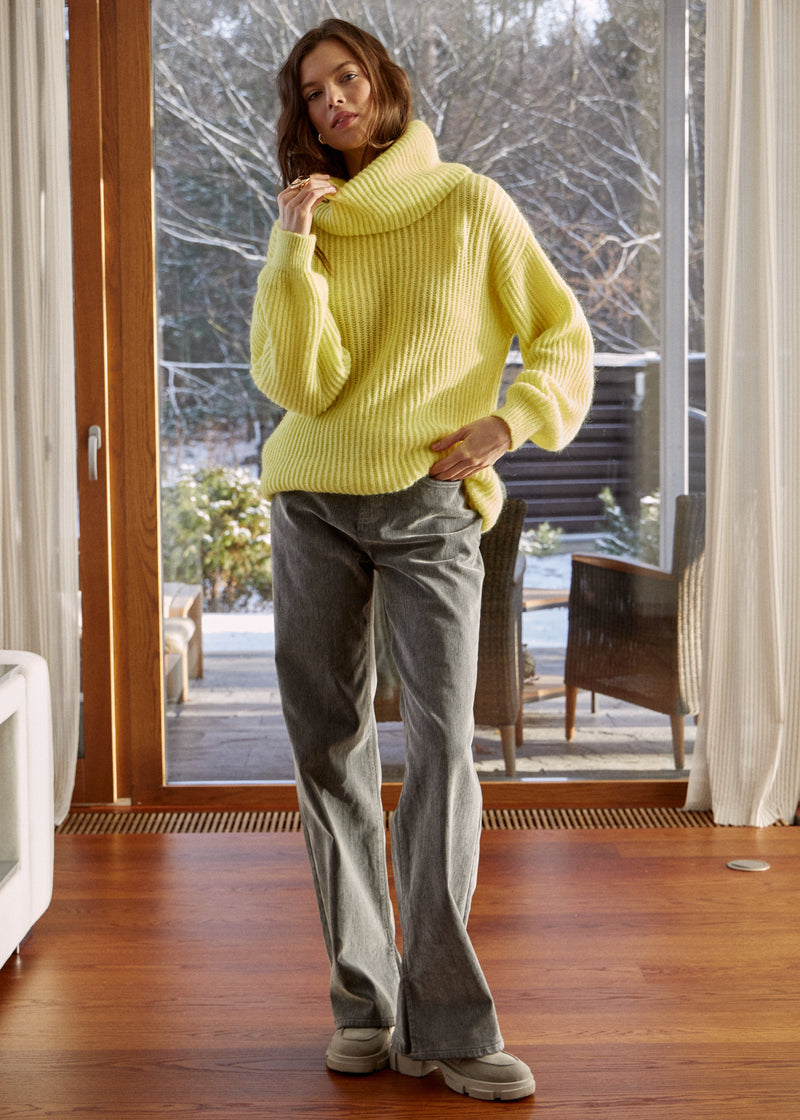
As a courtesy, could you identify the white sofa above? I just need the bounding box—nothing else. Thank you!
[0,651,55,969]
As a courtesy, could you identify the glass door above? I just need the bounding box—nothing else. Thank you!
[152,0,705,790]
[152,0,286,783]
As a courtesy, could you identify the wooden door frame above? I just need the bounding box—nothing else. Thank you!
[70,0,115,804]
[68,0,688,814]
[70,0,164,806]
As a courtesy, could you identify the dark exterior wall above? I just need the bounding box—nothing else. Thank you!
[496,354,706,534]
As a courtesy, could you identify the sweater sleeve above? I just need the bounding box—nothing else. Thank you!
[487,187,595,453]
[250,225,351,415]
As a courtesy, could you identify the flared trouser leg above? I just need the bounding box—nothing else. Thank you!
[271,491,400,1029]
[270,479,503,1058]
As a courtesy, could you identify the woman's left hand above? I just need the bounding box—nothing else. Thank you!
[429,416,512,480]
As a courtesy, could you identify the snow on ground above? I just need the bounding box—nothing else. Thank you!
[201,553,574,654]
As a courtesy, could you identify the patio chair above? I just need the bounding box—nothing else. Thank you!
[374,497,527,777]
[563,492,705,769]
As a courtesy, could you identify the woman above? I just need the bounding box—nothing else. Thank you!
[251,19,593,1103]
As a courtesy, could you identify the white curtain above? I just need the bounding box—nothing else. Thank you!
[0,1,79,824]
[686,0,800,825]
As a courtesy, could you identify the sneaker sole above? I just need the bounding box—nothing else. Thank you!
[326,1049,390,1075]
[390,1050,535,1101]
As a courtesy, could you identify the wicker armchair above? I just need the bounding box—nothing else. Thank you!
[473,498,527,776]
[563,493,705,769]
[374,497,527,777]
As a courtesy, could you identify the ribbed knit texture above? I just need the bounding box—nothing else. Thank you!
[250,120,594,531]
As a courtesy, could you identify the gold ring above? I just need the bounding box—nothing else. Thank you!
[289,176,311,189]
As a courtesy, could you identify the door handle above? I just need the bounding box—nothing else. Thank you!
[88,425,102,481]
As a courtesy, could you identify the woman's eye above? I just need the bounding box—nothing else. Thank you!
[306,90,320,102]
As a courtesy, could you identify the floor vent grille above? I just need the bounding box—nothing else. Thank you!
[55,806,744,835]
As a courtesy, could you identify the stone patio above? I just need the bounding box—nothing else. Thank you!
[165,645,694,785]
[165,553,695,785]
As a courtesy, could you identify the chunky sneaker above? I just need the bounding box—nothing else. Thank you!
[326,1027,393,1074]
[390,1048,535,1101]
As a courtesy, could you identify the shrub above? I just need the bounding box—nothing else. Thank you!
[161,466,272,611]
[596,486,660,565]
[519,521,564,557]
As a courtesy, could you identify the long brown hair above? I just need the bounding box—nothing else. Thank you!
[276,19,412,185]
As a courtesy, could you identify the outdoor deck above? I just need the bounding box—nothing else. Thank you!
[165,645,695,786]
[165,553,695,786]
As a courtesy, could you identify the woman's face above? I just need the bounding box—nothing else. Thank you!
[300,39,373,173]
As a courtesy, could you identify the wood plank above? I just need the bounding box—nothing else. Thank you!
[99,0,130,800]
[112,0,166,802]
[0,829,797,1118]
[122,779,690,812]
[501,456,630,474]
[68,0,117,804]
[522,588,569,611]
[507,482,625,499]
[522,674,566,703]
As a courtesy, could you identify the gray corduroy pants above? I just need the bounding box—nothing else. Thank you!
[270,477,504,1061]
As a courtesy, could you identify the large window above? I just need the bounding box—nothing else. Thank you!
[151,0,706,785]
[154,0,705,437]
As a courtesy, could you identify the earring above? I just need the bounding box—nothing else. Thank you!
[318,132,325,145]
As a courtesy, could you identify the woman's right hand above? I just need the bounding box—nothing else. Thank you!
[277,175,337,236]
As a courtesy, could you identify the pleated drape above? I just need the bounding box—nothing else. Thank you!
[0,1,80,823]
[685,0,800,825]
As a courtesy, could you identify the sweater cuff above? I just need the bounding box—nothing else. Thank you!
[270,227,317,272]
[492,403,532,452]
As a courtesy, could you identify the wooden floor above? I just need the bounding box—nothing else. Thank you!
[1,826,798,1118]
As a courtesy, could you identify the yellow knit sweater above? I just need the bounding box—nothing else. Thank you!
[250,120,594,531]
